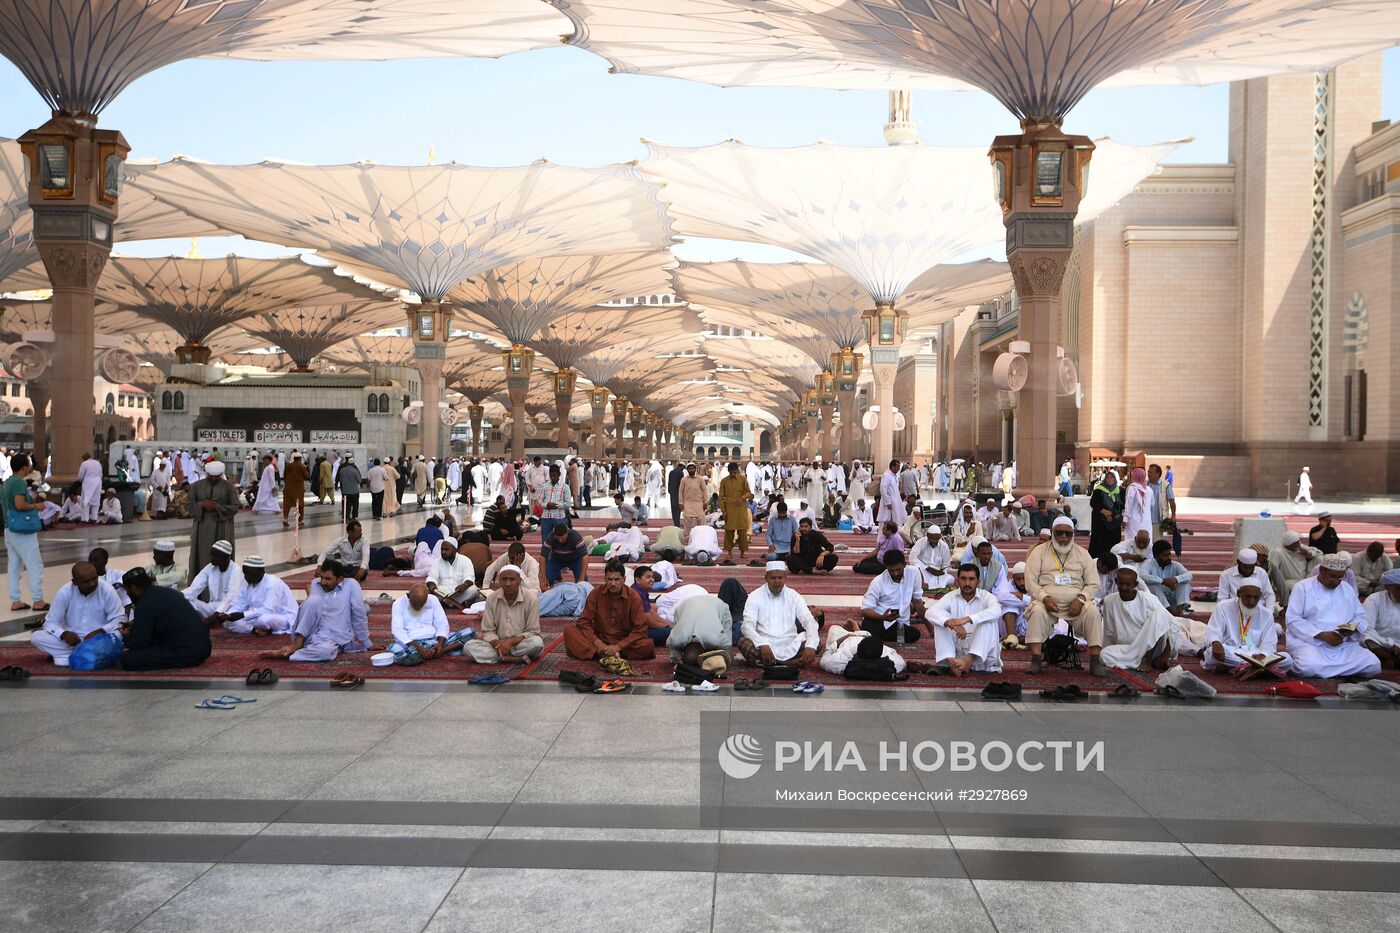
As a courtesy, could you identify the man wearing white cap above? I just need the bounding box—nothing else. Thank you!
[927,563,1003,676]
[214,556,298,635]
[188,459,240,583]
[1025,516,1106,677]
[183,540,240,620]
[31,562,124,666]
[96,488,123,524]
[1269,531,1320,608]
[146,541,185,588]
[1201,580,1292,675]
[910,526,951,581]
[1362,569,1400,669]
[998,561,1032,641]
[468,566,544,663]
[1286,553,1378,679]
[1217,549,1278,616]
[1099,565,1177,671]
[426,537,479,610]
[391,583,477,662]
[738,561,820,667]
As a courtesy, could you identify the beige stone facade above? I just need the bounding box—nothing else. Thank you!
[925,55,1400,497]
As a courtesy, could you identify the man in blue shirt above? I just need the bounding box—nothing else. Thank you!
[415,515,445,550]
[765,502,797,562]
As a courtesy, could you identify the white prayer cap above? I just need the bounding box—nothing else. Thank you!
[154,540,176,552]
[765,560,788,573]
[442,536,458,549]
[1236,579,1262,592]
[1322,553,1350,571]
[925,526,942,537]
[1318,510,1331,519]
[1282,531,1301,545]
[1011,501,1023,509]
[244,555,265,568]
[1115,563,1140,578]
[497,564,523,578]
[1011,561,1026,575]
[104,487,115,493]
[1236,548,1258,565]
[211,540,233,555]
[1052,516,1074,530]
[205,461,226,476]
[1381,568,1400,586]
[968,535,988,549]
[1039,529,1052,539]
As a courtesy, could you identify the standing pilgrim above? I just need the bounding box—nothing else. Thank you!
[877,459,906,526]
[252,457,280,513]
[188,460,240,583]
[76,452,103,523]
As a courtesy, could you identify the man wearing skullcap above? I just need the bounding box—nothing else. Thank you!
[97,488,123,524]
[1201,579,1292,675]
[146,541,185,588]
[1025,516,1107,677]
[119,568,211,672]
[1286,553,1379,679]
[1269,531,1321,608]
[182,540,239,619]
[212,556,298,635]
[737,559,820,667]
[1362,569,1400,669]
[1217,549,1278,616]
[468,566,544,664]
[425,536,479,610]
[1099,565,1177,671]
[281,451,310,528]
[187,458,239,584]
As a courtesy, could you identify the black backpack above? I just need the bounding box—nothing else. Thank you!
[1044,631,1082,669]
[843,656,899,682]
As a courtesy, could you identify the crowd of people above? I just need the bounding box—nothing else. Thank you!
[5,448,1399,688]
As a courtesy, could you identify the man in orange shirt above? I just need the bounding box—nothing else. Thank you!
[562,558,655,661]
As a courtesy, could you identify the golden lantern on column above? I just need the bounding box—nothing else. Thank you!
[553,367,578,397]
[502,343,535,377]
[863,301,907,349]
[589,386,610,409]
[832,347,862,387]
[817,369,836,405]
[802,388,819,419]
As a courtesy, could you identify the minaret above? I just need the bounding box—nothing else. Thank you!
[883,90,917,145]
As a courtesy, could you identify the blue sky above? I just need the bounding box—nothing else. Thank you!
[3,44,1398,263]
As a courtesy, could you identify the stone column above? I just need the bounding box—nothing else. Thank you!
[990,121,1093,500]
[29,381,51,470]
[611,398,629,462]
[551,368,578,452]
[468,404,484,456]
[20,114,128,485]
[501,343,535,462]
[590,388,610,459]
[408,300,451,463]
[869,355,899,470]
[820,398,836,461]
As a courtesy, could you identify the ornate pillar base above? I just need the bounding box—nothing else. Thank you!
[507,378,529,461]
[555,396,572,451]
[869,353,899,470]
[591,407,608,458]
[416,354,445,462]
[837,389,858,464]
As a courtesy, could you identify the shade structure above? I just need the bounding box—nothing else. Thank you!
[1,138,227,288]
[0,0,573,116]
[450,250,687,358]
[326,333,503,373]
[126,159,676,302]
[702,335,819,401]
[235,300,407,370]
[570,334,704,391]
[640,140,1176,304]
[557,0,1400,120]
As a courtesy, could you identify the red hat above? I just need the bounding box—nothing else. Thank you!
[1270,681,1322,699]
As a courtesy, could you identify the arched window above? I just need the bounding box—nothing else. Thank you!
[379,393,390,412]
[367,394,379,413]
[173,391,184,411]
[104,393,115,414]
[161,390,172,410]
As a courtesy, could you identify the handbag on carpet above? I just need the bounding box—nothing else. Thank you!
[68,632,122,671]
[762,664,800,681]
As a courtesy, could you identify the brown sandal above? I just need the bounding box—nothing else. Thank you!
[330,673,364,689]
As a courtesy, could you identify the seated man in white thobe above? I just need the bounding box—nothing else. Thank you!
[986,504,1021,542]
[146,540,186,588]
[910,527,952,581]
[262,561,371,663]
[390,583,475,661]
[1218,549,1279,615]
[481,541,541,593]
[738,560,820,667]
[927,563,1004,676]
[999,561,1032,642]
[211,556,299,635]
[819,620,907,677]
[684,522,723,565]
[466,566,544,663]
[425,537,480,610]
[97,488,123,524]
[31,562,124,666]
[57,491,85,523]
[1362,568,1400,669]
[1286,553,1380,679]
[1139,539,1193,616]
[1099,566,1176,671]
[1352,542,1393,599]
[1110,529,1152,565]
[859,549,927,643]
[791,501,817,526]
[1269,531,1321,607]
[951,503,982,547]
[599,523,647,561]
[182,539,239,619]
[1011,501,1032,536]
[88,547,131,611]
[1200,580,1292,676]
[850,499,875,535]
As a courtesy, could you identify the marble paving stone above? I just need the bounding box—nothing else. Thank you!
[2,859,212,932]
[489,825,718,843]
[372,718,567,758]
[195,717,402,755]
[515,757,702,806]
[0,751,173,797]
[414,692,585,721]
[133,863,462,932]
[972,879,1276,933]
[1107,768,1372,823]
[714,873,994,932]
[101,751,364,800]
[261,822,493,839]
[252,691,442,721]
[721,829,952,849]
[425,867,712,933]
[949,835,1189,856]
[0,714,64,750]
[546,718,703,760]
[21,715,245,755]
[1235,887,1400,932]
[36,819,268,835]
[307,753,539,803]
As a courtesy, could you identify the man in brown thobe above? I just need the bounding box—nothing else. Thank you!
[562,559,655,661]
[281,452,311,527]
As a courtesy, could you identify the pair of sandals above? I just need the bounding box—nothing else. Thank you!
[330,672,365,689]
[10,601,49,612]
[0,665,30,681]
[791,680,825,694]
[594,679,627,693]
[244,668,279,686]
[662,679,719,693]
[732,678,769,690]
[1039,684,1088,702]
[196,694,256,710]
[981,681,1022,700]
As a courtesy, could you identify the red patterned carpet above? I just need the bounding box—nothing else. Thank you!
[5,509,1399,694]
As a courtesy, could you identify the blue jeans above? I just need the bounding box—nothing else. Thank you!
[540,582,593,616]
[546,555,584,585]
[5,528,43,604]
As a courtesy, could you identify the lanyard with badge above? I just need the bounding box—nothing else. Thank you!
[1238,603,1253,649]
[1050,547,1072,587]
